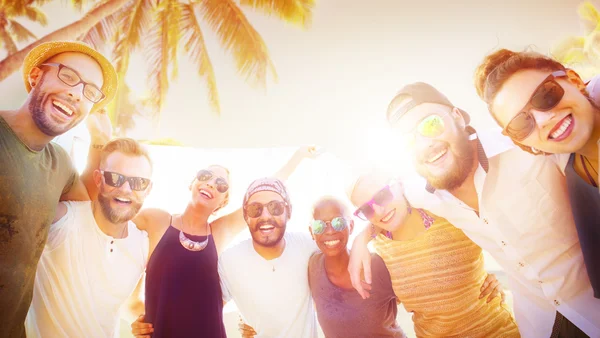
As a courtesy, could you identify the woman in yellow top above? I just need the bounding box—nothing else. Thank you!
[348,173,520,338]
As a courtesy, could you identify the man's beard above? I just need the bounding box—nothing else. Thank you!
[416,130,475,191]
[29,75,78,137]
[97,187,143,224]
[250,219,286,247]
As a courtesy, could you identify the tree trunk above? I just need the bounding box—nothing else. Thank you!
[0,0,130,81]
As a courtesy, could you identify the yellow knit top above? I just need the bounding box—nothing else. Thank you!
[373,216,520,338]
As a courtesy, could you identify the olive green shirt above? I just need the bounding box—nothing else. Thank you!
[0,116,77,338]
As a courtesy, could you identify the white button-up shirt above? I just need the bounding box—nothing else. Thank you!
[404,129,600,338]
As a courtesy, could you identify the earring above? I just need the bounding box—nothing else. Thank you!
[531,146,540,154]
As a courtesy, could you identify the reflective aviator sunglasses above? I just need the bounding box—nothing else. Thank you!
[310,217,349,235]
[501,70,567,141]
[402,112,451,147]
[196,169,229,193]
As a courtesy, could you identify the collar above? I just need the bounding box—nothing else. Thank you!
[425,127,515,194]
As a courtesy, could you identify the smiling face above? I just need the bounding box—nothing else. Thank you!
[397,103,475,190]
[96,151,152,224]
[190,165,230,213]
[310,198,353,257]
[350,175,409,232]
[27,52,104,137]
[490,69,596,154]
[245,191,288,248]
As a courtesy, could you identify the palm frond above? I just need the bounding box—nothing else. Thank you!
[0,24,17,54]
[144,0,181,111]
[578,1,600,34]
[197,0,276,87]
[8,20,36,42]
[79,1,124,50]
[23,6,47,26]
[180,3,220,113]
[239,0,314,28]
[551,36,586,63]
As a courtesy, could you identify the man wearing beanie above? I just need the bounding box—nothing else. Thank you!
[218,177,319,338]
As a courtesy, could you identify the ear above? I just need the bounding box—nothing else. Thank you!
[93,170,103,188]
[309,225,315,240]
[565,69,587,91]
[348,220,355,235]
[451,107,466,130]
[28,67,44,88]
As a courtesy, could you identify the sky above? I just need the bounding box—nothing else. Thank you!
[0,0,588,172]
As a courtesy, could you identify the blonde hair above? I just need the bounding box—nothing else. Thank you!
[100,138,153,170]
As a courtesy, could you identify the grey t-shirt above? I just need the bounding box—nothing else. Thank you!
[308,252,406,338]
[0,116,77,338]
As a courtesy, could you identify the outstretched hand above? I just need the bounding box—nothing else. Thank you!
[86,108,112,145]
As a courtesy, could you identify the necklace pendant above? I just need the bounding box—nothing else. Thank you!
[272,266,275,272]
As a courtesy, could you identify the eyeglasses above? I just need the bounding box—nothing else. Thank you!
[402,112,450,147]
[502,70,567,141]
[41,63,105,103]
[353,184,395,221]
[196,169,229,193]
[311,217,349,235]
[101,170,151,191]
[244,200,287,218]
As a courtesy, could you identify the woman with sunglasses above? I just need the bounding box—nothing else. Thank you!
[307,196,406,338]
[474,49,600,300]
[130,146,321,338]
[348,173,520,338]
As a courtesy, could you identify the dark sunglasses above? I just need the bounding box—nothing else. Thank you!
[41,63,105,103]
[311,217,349,235]
[502,70,567,141]
[244,200,287,218]
[402,112,450,147]
[101,170,151,191]
[353,184,395,221]
[196,169,229,193]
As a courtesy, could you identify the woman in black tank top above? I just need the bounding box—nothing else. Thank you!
[141,165,234,338]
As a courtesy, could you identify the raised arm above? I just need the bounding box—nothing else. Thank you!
[211,145,322,254]
[59,110,112,202]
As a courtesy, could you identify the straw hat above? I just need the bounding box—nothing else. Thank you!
[22,41,118,114]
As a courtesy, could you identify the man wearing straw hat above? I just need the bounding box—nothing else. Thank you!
[0,41,117,338]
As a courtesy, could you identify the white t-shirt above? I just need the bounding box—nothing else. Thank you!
[218,232,318,338]
[26,201,149,338]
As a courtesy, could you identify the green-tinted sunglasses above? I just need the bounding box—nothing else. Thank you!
[403,113,449,147]
[311,217,349,235]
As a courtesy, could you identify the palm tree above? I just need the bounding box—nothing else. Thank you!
[0,0,47,56]
[0,0,315,132]
[80,0,314,127]
[551,1,600,80]
[0,0,133,80]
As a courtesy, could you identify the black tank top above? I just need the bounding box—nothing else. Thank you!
[145,223,227,337]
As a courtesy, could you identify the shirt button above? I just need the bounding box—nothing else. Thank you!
[518,262,525,267]
[501,241,507,246]
[483,218,489,224]
[554,300,560,306]
[110,249,113,253]
[538,280,543,284]
[110,240,114,244]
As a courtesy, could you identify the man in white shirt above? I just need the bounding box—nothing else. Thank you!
[349,82,600,338]
[26,138,153,338]
[218,177,319,338]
